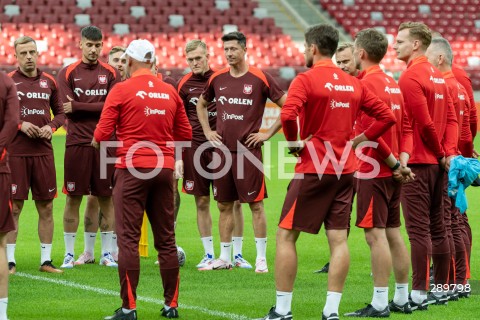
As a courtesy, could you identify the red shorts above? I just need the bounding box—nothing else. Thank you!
[279,173,354,234]
[10,155,57,200]
[0,173,15,233]
[213,147,267,203]
[182,146,214,197]
[63,145,114,197]
[355,177,401,229]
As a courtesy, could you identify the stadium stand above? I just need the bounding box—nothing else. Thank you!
[0,0,304,89]
[318,0,480,88]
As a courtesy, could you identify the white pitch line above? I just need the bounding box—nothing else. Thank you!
[16,272,250,320]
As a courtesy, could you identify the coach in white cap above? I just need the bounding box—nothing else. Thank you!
[94,39,192,320]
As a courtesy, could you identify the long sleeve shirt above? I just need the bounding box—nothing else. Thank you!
[452,64,477,139]
[0,72,20,173]
[281,60,396,175]
[94,69,192,169]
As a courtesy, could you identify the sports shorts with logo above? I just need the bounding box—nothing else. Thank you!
[279,173,353,233]
[355,176,401,228]
[182,145,214,196]
[0,173,15,233]
[63,145,114,197]
[10,155,57,201]
[213,147,267,203]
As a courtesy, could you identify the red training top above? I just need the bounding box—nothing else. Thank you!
[282,60,396,175]
[94,69,192,169]
[452,64,477,139]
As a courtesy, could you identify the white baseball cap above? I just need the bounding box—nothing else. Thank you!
[121,39,155,63]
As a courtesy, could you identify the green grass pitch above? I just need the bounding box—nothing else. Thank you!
[7,134,480,319]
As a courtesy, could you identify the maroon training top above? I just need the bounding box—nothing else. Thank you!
[8,69,66,156]
[0,72,20,173]
[57,60,120,146]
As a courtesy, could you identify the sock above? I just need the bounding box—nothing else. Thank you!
[101,231,113,255]
[323,291,342,316]
[275,291,292,315]
[40,243,52,264]
[111,233,118,255]
[163,305,171,311]
[122,308,134,314]
[64,232,76,256]
[6,244,15,264]
[410,290,427,304]
[219,242,232,262]
[232,237,243,259]
[255,237,267,260]
[201,236,214,258]
[84,232,96,255]
[393,283,409,305]
[371,287,388,310]
[0,298,7,320]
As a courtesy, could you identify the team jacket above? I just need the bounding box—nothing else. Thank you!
[94,69,192,169]
[57,60,120,146]
[8,69,66,156]
[281,60,396,175]
[0,72,20,173]
[452,64,477,139]
[398,56,458,164]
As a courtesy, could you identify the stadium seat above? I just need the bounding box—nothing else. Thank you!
[4,4,20,17]
[76,0,91,10]
[253,7,268,19]
[113,23,130,35]
[74,13,90,26]
[370,11,383,21]
[215,0,230,10]
[279,66,296,80]
[223,24,238,33]
[168,14,184,27]
[418,4,431,14]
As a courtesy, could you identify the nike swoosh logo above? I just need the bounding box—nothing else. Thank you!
[74,78,82,81]
[189,88,197,92]
[48,188,56,192]
[15,82,22,85]
[219,87,227,90]
[247,191,256,195]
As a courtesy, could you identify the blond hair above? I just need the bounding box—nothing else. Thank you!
[185,40,207,54]
[14,36,36,51]
[398,22,432,51]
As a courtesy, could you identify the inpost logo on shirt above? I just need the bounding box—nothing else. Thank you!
[21,106,46,117]
[221,111,244,121]
[144,106,166,116]
[330,100,350,110]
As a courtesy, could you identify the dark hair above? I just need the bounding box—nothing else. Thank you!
[221,31,247,48]
[354,28,388,63]
[81,26,103,41]
[304,24,339,58]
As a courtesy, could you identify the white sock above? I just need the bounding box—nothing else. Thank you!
[323,291,342,316]
[393,283,409,305]
[255,237,267,260]
[232,237,243,258]
[64,232,76,256]
[122,308,134,313]
[201,236,214,258]
[85,232,96,255]
[219,242,231,262]
[101,231,113,255]
[111,233,118,255]
[275,291,292,315]
[410,290,427,304]
[371,287,388,310]
[0,298,7,320]
[163,304,171,310]
[40,243,52,264]
[6,244,15,264]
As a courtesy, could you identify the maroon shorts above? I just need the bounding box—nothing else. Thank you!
[213,148,267,203]
[356,177,401,228]
[63,145,114,197]
[279,173,354,234]
[10,155,57,201]
[0,173,15,233]
[182,146,214,197]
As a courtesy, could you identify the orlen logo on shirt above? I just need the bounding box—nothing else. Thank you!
[21,106,45,117]
[189,97,199,106]
[221,111,244,121]
[144,106,166,116]
[429,76,446,84]
[136,91,170,100]
[385,86,401,94]
[16,91,50,100]
[330,100,350,110]
[217,96,253,106]
[74,88,107,97]
[459,94,465,101]
[391,103,401,111]
[325,83,354,92]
